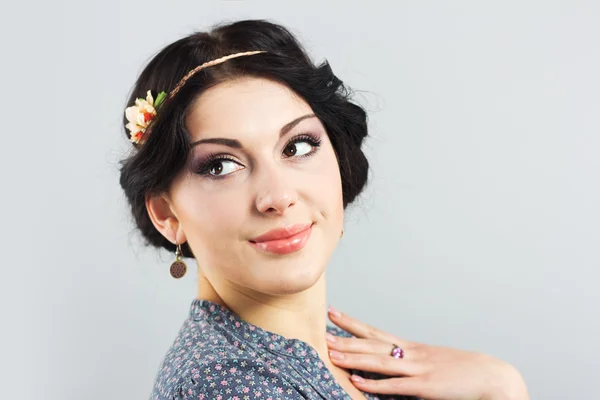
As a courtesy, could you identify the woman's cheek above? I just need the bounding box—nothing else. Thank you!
[201,194,244,229]
[319,149,344,208]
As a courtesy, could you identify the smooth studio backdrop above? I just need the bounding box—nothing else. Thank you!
[1,1,598,399]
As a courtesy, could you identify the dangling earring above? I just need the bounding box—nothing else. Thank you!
[169,242,187,279]
[340,228,344,238]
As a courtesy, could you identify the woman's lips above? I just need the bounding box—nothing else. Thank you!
[249,223,313,254]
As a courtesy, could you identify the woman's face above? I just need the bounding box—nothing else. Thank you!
[168,76,344,296]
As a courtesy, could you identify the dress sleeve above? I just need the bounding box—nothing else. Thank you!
[174,357,308,400]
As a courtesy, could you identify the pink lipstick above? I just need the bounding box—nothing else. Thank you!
[249,223,313,254]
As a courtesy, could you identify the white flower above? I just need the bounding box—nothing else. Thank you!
[125,90,158,144]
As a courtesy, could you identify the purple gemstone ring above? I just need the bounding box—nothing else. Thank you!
[391,345,404,359]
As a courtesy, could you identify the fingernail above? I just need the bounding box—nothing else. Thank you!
[329,350,344,360]
[351,375,365,383]
[325,333,337,343]
[328,306,341,317]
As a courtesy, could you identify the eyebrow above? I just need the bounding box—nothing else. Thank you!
[190,113,316,148]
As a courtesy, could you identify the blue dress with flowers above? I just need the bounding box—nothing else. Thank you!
[150,299,416,400]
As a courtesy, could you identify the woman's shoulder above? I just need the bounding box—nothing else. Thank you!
[149,317,235,396]
[149,317,305,399]
[151,349,305,400]
[150,353,301,400]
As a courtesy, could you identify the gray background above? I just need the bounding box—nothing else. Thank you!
[1,1,598,399]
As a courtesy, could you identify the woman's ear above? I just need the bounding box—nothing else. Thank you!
[145,193,187,245]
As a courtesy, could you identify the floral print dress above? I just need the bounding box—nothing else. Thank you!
[150,299,416,400]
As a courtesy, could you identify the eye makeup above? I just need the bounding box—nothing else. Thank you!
[283,133,322,159]
[192,131,323,179]
[193,153,240,177]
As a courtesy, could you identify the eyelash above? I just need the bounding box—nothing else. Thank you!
[194,132,323,178]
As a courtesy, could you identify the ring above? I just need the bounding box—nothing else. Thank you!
[391,344,404,359]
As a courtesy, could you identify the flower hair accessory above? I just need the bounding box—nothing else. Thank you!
[125,90,167,144]
[124,50,267,145]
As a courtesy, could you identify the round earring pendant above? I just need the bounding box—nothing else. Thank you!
[170,260,187,279]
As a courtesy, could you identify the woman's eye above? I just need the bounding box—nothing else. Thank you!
[283,141,313,157]
[208,160,243,176]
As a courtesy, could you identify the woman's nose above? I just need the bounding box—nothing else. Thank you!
[255,169,298,215]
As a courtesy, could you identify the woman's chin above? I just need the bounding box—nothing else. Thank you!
[251,266,325,295]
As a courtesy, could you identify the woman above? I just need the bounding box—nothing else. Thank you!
[119,19,529,400]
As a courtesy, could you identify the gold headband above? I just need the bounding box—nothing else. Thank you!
[125,50,267,145]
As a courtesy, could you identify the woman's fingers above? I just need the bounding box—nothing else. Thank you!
[349,375,427,398]
[326,334,419,361]
[328,306,410,348]
[326,334,391,355]
[328,350,423,377]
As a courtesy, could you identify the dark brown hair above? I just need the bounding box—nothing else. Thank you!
[119,19,370,258]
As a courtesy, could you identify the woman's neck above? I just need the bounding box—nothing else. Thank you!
[197,271,330,359]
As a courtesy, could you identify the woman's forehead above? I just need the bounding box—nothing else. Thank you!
[186,77,315,141]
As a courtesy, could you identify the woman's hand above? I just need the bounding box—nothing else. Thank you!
[326,306,529,400]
